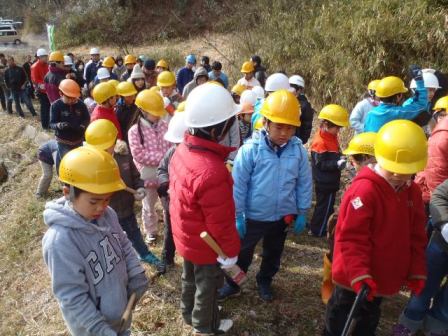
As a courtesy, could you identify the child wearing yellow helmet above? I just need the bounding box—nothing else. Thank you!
[42,146,149,336]
[128,89,172,243]
[309,104,349,238]
[324,120,428,336]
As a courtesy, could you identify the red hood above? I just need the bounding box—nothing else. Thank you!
[183,133,235,160]
[432,117,448,136]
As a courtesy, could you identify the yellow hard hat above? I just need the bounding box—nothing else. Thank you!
[59,146,126,194]
[374,120,427,174]
[135,89,166,117]
[116,81,137,97]
[85,119,118,151]
[367,79,381,91]
[107,79,119,89]
[375,76,408,98]
[231,83,247,96]
[241,61,255,74]
[149,86,160,93]
[253,115,264,130]
[49,51,64,62]
[124,54,137,65]
[318,104,349,127]
[260,89,301,127]
[102,56,115,68]
[92,82,117,104]
[157,71,176,87]
[176,101,186,113]
[208,80,224,87]
[157,59,169,69]
[434,96,448,111]
[343,132,377,156]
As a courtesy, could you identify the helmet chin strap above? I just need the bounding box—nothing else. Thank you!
[69,185,76,202]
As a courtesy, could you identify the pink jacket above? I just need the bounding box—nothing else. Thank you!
[128,118,171,183]
[415,118,448,203]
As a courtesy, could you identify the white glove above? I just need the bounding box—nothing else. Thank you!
[337,159,347,170]
[134,187,147,201]
[163,96,171,108]
[442,223,448,243]
[217,256,238,269]
[114,139,129,155]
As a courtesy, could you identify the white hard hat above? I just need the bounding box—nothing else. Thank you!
[36,48,48,57]
[63,55,73,66]
[252,85,265,99]
[164,112,188,143]
[90,47,100,55]
[410,72,440,89]
[265,73,290,92]
[185,83,240,128]
[289,75,305,88]
[97,67,110,80]
[240,90,257,106]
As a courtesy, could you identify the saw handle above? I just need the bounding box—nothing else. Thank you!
[119,292,137,332]
[200,231,227,258]
[125,186,137,195]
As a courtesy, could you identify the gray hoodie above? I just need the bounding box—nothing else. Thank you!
[42,198,146,336]
[182,66,209,99]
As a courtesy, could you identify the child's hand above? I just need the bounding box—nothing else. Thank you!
[352,278,377,301]
[406,279,425,296]
[294,214,307,234]
[134,188,147,201]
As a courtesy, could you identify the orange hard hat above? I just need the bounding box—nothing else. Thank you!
[59,79,81,98]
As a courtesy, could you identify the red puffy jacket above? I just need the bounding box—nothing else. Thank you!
[415,118,448,203]
[332,167,427,296]
[169,134,240,264]
[31,60,49,94]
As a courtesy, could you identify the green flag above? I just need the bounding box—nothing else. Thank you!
[46,24,55,52]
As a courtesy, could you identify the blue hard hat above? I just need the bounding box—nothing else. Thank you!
[186,54,196,64]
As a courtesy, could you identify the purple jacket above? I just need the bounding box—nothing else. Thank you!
[44,66,67,103]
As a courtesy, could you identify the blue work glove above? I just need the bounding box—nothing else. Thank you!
[293,213,307,234]
[236,214,246,239]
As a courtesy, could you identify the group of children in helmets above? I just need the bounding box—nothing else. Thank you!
[38,49,448,336]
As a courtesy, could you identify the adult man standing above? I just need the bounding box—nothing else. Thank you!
[4,56,37,118]
[176,54,196,95]
[83,47,101,86]
[31,48,50,128]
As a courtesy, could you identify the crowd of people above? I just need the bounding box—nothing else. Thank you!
[1,47,447,336]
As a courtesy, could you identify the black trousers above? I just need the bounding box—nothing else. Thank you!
[323,286,382,336]
[0,85,6,110]
[309,187,336,237]
[160,196,175,264]
[227,218,288,288]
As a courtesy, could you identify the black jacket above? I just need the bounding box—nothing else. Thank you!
[254,65,267,88]
[109,152,143,219]
[4,65,27,90]
[49,98,90,144]
[429,178,448,252]
[311,151,342,192]
[116,99,139,144]
[296,94,315,144]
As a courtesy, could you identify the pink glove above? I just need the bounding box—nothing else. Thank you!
[352,278,377,301]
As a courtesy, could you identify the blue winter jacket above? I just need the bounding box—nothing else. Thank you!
[363,79,428,132]
[232,130,312,221]
[176,67,194,95]
[84,61,102,85]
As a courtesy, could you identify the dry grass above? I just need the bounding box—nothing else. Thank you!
[0,110,412,336]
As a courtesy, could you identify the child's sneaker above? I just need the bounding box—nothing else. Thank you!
[140,251,161,266]
[257,283,273,302]
[193,319,233,335]
[392,324,415,336]
[218,283,241,302]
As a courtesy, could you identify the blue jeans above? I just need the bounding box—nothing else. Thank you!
[402,236,448,332]
[119,213,149,258]
[10,89,36,117]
